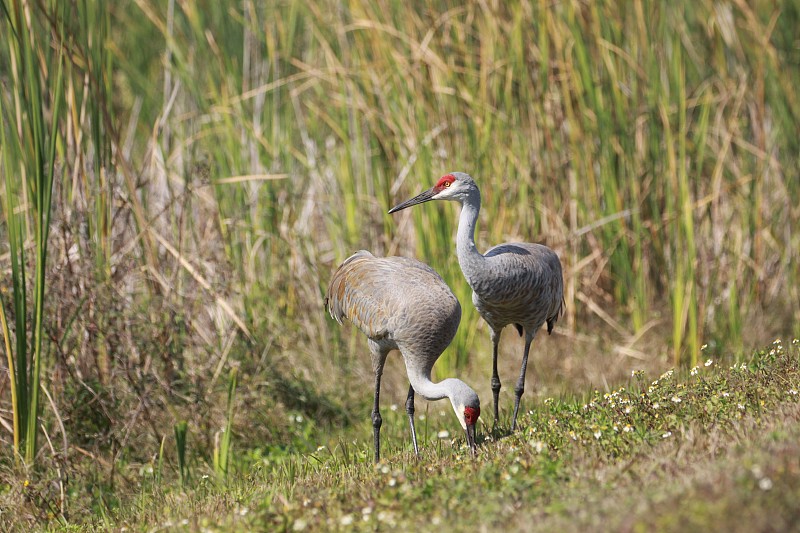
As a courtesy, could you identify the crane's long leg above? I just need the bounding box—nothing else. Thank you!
[490,329,502,427]
[405,384,419,457]
[372,363,385,463]
[511,335,534,431]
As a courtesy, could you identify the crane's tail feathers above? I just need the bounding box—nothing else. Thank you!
[325,250,375,326]
[546,296,566,335]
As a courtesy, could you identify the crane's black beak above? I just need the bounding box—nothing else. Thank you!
[465,423,477,456]
[388,187,438,214]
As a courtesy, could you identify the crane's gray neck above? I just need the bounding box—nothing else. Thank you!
[403,355,476,430]
[406,365,450,402]
[455,192,486,286]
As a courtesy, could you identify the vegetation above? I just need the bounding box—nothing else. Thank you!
[0,0,798,529]
[5,340,799,530]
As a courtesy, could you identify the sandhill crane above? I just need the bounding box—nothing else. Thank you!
[325,250,481,462]
[389,172,564,431]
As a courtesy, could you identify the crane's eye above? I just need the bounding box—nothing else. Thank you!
[435,174,456,189]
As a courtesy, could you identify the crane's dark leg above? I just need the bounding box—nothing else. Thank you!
[372,364,385,463]
[490,329,502,428]
[511,335,534,431]
[405,384,419,457]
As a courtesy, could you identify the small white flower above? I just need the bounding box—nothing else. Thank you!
[721,392,730,397]
[788,389,798,396]
[652,402,660,409]
[690,367,699,376]
[671,396,682,403]
[239,507,249,516]
[390,404,398,412]
[662,431,672,438]
[705,359,713,367]
[388,478,397,487]
[737,404,745,411]
[340,515,354,526]
[701,344,708,350]
[293,519,307,531]
[380,464,390,474]
[317,445,327,452]
[624,406,632,414]
[530,440,546,453]
[759,477,773,491]
[623,425,633,433]
[594,430,602,440]
[437,430,450,439]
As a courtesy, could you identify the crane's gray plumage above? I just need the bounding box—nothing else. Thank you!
[389,172,564,430]
[325,250,480,462]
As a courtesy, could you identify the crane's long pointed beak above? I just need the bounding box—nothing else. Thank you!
[388,187,438,214]
[466,423,477,456]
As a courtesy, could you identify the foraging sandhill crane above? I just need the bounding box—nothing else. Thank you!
[389,172,564,431]
[325,250,481,462]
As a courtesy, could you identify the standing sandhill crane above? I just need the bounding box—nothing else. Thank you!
[325,250,481,462]
[389,172,564,431]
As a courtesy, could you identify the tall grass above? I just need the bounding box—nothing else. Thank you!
[213,367,238,481]
[0,0,65,465]
[121,0,800,369]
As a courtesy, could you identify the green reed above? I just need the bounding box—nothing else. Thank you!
[0,0,65,466]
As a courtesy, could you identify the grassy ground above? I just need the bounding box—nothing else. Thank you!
[4,339,796,531]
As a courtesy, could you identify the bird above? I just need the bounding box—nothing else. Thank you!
[325,249,481,463]
[389,172,564,431]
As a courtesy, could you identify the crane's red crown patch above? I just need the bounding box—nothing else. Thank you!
[434,174,456,191]
[464,406,480,425]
